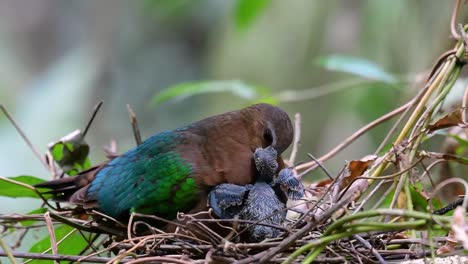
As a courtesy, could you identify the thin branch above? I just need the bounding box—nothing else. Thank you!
[374,82,429,154]
[431,178,468,210]
[23,226,80,264]
[296,99,413,172]
[298,153,333,180]
[462,81,468,123]
[0,175,36,191]
[457,23,468,52]
[0,237,18,264]
[82,101,103,138]
[127,104,142,146]
[288,113,301,166]
[0,176,57,209]
[125,256,194,264]
[44,212,59,264]
[371,40,466,180]
[0,104,48,169]
[0,250,121,263]
[450,0,462,40]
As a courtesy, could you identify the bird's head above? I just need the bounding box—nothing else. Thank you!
[253,146,278,182]
[249,103,294,154]
[249,224,282,243]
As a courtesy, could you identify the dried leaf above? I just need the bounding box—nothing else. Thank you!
[340,155,377,190]
[428,109,466,133]
[315,178,333,188]
[437,231,459,255]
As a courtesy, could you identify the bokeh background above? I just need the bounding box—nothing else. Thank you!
[0,0,465,218]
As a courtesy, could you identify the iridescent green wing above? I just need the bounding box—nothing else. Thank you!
[87,130,198,219]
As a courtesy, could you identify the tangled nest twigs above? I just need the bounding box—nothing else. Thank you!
[0,186,463,264]
[1,1,468,263]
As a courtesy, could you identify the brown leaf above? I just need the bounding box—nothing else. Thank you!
[315,178,333,188]
[436,240,458,255]
[339,155,377,190]
[428,109,466,133]
[436,231,458,255]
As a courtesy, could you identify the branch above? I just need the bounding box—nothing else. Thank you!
[0,250,123,263]
[127,104,142,146]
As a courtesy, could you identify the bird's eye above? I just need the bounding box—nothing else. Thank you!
[263,129,273,146]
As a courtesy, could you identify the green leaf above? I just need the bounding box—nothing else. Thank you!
[48,129,90,174]
[0,175,46,198]
[22,208,48,227]
[409,184,429,212]
[409,184,443,212]
[380,189,394,209]
[152,80,269,105]
[235,0,271,30]
[29,224,89,264]
[51,143,64,161]
[316,55,396,83]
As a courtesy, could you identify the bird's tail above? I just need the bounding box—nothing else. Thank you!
[35,165,101,202]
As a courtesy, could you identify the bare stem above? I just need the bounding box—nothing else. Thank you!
[82,101,103,138]
[127,104,142,146]
[296,100,413,172]
[288,113,301,166]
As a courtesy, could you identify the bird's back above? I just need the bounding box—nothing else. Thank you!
[85,130,198,219]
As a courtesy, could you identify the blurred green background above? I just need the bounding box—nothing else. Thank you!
[0,0,464,217]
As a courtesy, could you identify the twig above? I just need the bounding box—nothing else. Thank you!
[44,212,59,264]
[288,113,301,166]
[82,101,103,138]
[127,104,142,146]
[0,104,48,169]
[125,256,194,264]
[431,178,468,210]
[353,234,385,264]
[0,175,37,191]
[450,0,463,40]
[298,153,333,180]
[374,83,429,155]
[462,81,468,123]
[11,229,28,250]
[292,165,347,229]
[419,159,447,185]
[370,39,466,181]
[0,250,121,263]
[24,225,80,264]
[109,235,160,263]
[457,23,468,52]
[296,99,413,172]
[0,237,18,264]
